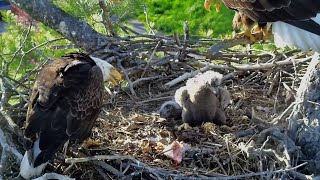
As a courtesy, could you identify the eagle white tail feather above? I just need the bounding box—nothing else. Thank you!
[272,14,320,52]
[20,139,48,179]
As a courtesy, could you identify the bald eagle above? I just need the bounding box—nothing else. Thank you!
[204,0,320,52]
[19,53,122,179]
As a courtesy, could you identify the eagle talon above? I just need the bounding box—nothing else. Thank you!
[234,29,257,42]
[204,0,220,12]
[261,28,271,41]
[252,25,271,41]
[204,0,320,52]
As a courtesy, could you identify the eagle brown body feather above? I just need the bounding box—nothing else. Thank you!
[24,53,105,167]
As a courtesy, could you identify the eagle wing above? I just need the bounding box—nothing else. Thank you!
[222,0,320,35]
[24,55,104,166]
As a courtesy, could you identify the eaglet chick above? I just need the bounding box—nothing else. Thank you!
[179,75,226,126]
[159,71,231,126]
[195,71,232,110]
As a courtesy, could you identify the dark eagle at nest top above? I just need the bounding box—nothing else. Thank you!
[204,0,320,52]
[19,53,122,179]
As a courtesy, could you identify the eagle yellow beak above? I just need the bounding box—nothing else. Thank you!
[204,0,221,12]
[109,68,122,85]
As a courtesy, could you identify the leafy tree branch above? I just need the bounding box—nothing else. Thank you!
[9,0,112,52]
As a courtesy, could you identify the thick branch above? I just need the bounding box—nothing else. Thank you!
[9,0,114,52]
[288,52,320,174]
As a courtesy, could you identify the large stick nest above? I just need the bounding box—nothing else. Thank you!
[0,27,315,179]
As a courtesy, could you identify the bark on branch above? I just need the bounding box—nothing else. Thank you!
[9,0,113,52]
[288,52,320,175]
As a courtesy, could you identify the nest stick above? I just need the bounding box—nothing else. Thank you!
[132,75,163,87]
[65,154,133,164]
[193,55,311,71]
[117,60,136,97]
[0,109,23,136]
[32,173,75,180]
[94,165,111,180]
[93,161,124,177]
[136,96,173,104]
[164,64,209,88]
[217,162,308,180]
[141,41,162,78]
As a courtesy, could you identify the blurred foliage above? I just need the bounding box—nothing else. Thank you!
[0,10,76,105]
[0,0,146,84]
[0,0,272,82]
[0,10,74,79]
[0,0,285,106]
[52,0,145,34]
[139,0,235,37]
[52,0,235,37]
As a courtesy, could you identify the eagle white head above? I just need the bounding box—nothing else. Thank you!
[89,56,122,84]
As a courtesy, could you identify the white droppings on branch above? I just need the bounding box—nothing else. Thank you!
[0,109,23,136]
[0,128,23,163]
[59,21,68,35]
[0,127,23,175]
